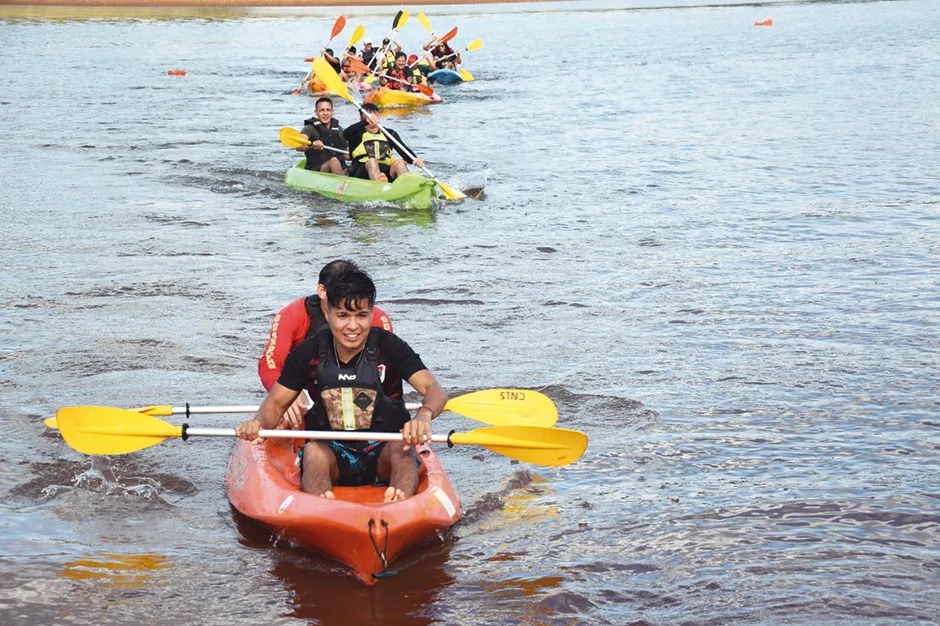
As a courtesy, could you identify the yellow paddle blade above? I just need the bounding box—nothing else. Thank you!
[279,126,310,149]
[466,39,483,52]
[445,389,557,427]
[364,73,376,84]
[417,12,432,33]
[451,426,587,467]
[396,10,409,29]
[349,23,365,47]
[44,404,174,430]
[313,57,352,103]
[56,407,183,455]
[437,179,466,200]
[458,66,474,82]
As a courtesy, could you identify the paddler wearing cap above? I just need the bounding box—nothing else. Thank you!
[376,37,400,73]
[361,39,378,72]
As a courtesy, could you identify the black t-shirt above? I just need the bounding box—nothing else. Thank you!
[278,327,426,400]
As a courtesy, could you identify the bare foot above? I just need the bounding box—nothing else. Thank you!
[383,486,406,503]
[377,174,389,183]
[318,490,336,499]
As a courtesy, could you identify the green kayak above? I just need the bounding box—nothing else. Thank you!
[284,159,438,210]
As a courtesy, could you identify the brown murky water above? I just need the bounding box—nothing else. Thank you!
[2,1,939,623]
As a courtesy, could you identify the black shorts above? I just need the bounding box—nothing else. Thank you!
[348,160,392,180]
[305,152,344,171]
[298,440,387,486]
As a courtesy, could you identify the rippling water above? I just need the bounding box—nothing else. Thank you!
[1,0,939,623]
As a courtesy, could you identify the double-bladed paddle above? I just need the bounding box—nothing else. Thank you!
[312,56,465,201]
[46,388,559,430]
[372,10,408,72]
[409,27,459,69]
[278,126,347,155]
[55,407,586,467]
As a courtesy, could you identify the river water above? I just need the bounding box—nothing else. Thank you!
[1,0,938,623]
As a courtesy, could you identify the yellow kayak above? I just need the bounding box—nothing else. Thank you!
[364,87,443,108]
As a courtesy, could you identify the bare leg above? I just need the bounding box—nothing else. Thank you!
[364,158,388,183]
[319,157,345,176]
[389,160,408,181]
[301,441,339,498]
[377,442,419,503]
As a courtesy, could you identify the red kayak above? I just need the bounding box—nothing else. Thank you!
[226,438,461,585]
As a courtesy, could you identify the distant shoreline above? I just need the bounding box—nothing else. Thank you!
[0,0,541,6]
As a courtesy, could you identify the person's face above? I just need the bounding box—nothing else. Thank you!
[327,298,372,354]
[316,102,333,125]
[365,43,373,50]
[395,56,406,68]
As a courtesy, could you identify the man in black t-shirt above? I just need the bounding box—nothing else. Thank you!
[236,268,447,503]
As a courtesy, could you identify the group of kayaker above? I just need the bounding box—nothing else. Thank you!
[237,260,445,504]
[337,34,463,93]
[298,97,424,183]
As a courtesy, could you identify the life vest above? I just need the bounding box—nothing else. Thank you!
[351,130,392,165]
[302,296,327,339]
[413,65,429,85]
[306,329,410,434]
[386,66,410,91]
[302,119,346,166]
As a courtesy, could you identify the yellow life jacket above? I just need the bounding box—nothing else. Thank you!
[351,130,392,165]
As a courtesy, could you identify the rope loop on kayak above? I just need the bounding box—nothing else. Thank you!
[368,518,398,579]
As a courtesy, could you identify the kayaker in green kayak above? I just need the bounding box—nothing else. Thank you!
[343,103,424,184]
[236,266,447,504]
[297,97,348,176]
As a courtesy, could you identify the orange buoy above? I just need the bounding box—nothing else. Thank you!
[754,18,773,27]
[167,69,187,76]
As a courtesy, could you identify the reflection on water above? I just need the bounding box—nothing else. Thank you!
[62,553,169,588]
[231,507,456,626]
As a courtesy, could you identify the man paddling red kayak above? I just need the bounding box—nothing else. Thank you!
[239,266,446,503]
[258,259,393,427]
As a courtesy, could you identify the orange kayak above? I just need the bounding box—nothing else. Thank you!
[226,438,461,585]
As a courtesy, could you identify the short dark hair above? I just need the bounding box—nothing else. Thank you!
[325,269,376,311]
[361,103,380,115]
[315,96,333,110]
[395,51,406,60]
[318,259,358,286]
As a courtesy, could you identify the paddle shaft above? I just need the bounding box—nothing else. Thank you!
[361,109,446,184]
[158,402,425,416]
[185,426,453,444]
[374,11,406,74]
[183,427,564,452]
